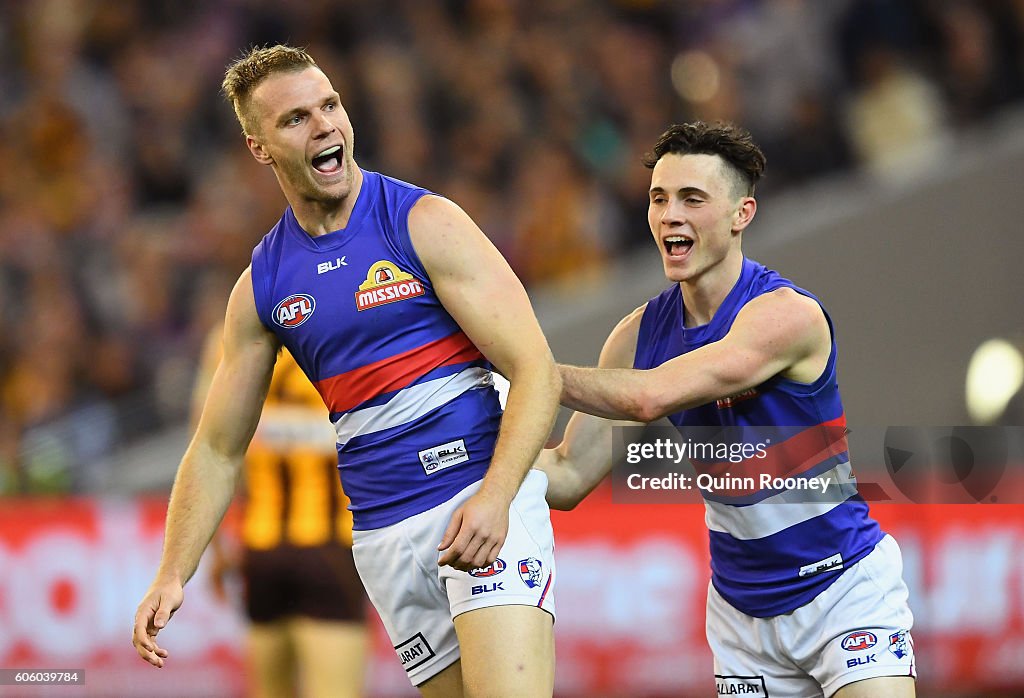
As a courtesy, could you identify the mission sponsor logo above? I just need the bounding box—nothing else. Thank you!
[355,260,425,310]
[273,293,316,328]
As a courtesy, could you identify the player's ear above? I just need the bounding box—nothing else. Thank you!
[732,196,756,233]
[246,134,274,165]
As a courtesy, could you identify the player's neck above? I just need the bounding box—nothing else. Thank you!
[679,252,743,328]
[289,166,365,237]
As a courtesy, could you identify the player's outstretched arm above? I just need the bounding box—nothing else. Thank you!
[407,195,561,572]
[539,306,644,510]
[559,288,829,422]
[132,268,279,667]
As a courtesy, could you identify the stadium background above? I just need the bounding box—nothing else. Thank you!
[1,0,1023,696]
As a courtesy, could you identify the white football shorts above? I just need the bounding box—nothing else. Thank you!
[351,468,556,686]
[708,534,915,697]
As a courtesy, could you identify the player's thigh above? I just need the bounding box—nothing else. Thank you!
[454,604,554,698]
[418,659,464,698]
[833,675,915,698]
[291,618,368,698]
[247,621,296,698]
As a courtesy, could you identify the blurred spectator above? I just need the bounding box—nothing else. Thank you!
[1,0,1022,493]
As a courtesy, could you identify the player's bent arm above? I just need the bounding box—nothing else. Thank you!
[409,195,561,503]
[540,306,645,510]
[154,268,279,587]
[560,288,828,422]
[409,196,559,569]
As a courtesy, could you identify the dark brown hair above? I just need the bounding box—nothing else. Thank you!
[643,121,766,196]
[222,44,319,136]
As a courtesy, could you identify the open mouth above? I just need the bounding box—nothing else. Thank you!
[663,235,694,257]
[311,145,343,174]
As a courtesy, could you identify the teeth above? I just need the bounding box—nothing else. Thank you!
[665,236,691,243]
[315,145,341,158]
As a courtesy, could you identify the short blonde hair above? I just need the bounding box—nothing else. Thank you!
[222,44,318,136]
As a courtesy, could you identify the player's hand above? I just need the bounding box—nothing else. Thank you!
[132,579,183,668]
[437,489,511,571]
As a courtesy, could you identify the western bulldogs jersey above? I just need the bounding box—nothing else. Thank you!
[634,257,883,617]
[251,170,502,530]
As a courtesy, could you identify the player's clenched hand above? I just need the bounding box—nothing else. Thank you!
[437,490,511,571]
[132,580,183,668]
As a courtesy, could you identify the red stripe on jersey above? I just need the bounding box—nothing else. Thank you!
[693,415,848,492]
[315,331,484,414]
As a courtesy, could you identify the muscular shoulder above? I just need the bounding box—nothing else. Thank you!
[225,267,278,349]
[407,195,465,240]
[742,287,826,333]
[406,195,485,270]
[733,287,830,364]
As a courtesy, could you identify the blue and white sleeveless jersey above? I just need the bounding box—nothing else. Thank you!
[634,257,883,617]
[251,169,501,530]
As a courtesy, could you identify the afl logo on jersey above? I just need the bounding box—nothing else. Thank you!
[355,260,425,311]
[273,294,316,328]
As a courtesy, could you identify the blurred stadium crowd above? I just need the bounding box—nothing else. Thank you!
[2,0,1023,494]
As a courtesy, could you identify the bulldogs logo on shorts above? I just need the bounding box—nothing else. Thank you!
[518,557,543,588]
[888,630,911,659]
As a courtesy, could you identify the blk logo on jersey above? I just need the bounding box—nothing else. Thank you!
[418,439,469,475]
[518,557,543,588]
[841,630,877,651]
[316,256,347,275]
[355,260,425,311]
[469,559,506,578]
[273,294,316,328]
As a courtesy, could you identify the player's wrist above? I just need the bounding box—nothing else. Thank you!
[476,476,519,505]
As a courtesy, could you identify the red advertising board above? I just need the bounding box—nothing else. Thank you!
[0,491,1022,696]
